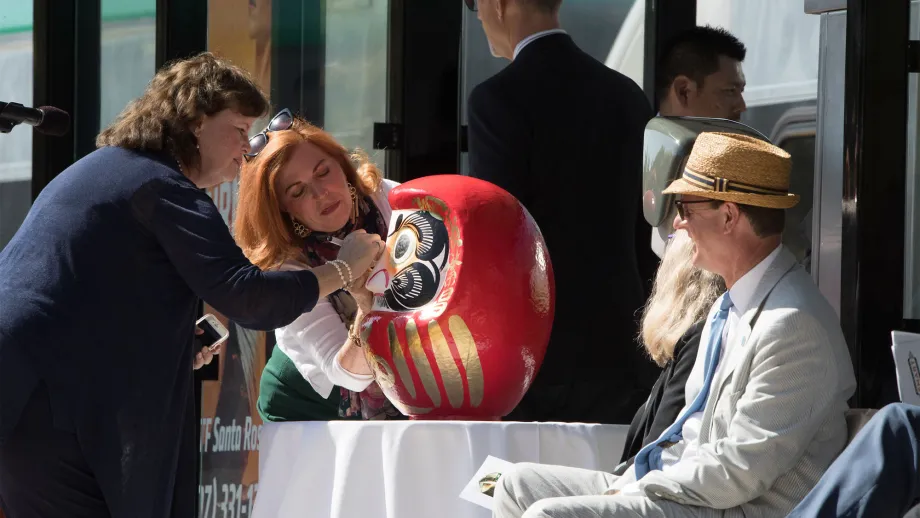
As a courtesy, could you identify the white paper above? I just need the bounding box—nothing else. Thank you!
[459,455,515,511]
[891,331,920,406]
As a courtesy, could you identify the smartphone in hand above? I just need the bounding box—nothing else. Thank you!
[195,314,229,352]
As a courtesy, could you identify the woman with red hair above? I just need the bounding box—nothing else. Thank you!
[235,110,401,421]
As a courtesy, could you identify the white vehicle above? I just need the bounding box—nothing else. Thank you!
[609,0,834,309]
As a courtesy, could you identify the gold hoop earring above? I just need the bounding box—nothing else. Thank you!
[348,183,359,222]
[291,215,311,238]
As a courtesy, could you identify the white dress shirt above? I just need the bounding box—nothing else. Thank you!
[512,28,567,60]
[615,244,784,495]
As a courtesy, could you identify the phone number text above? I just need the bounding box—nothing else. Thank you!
[198,478,259,518]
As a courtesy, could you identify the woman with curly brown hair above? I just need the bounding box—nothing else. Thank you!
[0,53,382,518]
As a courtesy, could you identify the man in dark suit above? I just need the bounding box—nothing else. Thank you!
[466,0,656,424]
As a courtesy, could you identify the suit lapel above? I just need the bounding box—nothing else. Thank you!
[708,249,799,404]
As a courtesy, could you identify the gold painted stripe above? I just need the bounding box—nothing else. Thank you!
[406,319,441,407]
[449,315,484,407]
[388,321,416,399]
[428,320,464,408]
[365,348,396,393]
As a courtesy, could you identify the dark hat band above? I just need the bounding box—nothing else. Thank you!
[682,167,789,196]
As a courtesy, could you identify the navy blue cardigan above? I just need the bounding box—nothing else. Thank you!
[0,146,319,517]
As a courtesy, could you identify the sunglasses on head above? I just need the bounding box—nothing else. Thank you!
[244,108,294,161]
[464,0,477,11]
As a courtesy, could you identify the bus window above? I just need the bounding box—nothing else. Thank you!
[100,1,156,131]
[777,134,816,272]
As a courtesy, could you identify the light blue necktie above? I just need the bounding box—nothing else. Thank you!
[633,292,733,479]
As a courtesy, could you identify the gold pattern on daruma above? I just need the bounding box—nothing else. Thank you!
[406,319,441,407]
[429,320,464,408]
[372,315,485,411]
[387,321,415,399]
[449,315,484,407]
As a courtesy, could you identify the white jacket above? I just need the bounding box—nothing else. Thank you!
[616,248,856,517]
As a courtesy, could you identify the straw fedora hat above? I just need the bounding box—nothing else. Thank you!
[662,132,799,209]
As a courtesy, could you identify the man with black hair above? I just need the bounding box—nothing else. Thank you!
[658,25,747,121]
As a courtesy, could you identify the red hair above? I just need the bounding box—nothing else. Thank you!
[234,117,383,270]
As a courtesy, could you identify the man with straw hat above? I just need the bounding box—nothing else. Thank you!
[492,132,855,518]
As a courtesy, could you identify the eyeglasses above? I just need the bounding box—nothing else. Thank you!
[464,0,477,11]
[674,199,716,220]
[244,108,294,161]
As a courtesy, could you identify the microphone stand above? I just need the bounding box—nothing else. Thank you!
[0,102,23,134]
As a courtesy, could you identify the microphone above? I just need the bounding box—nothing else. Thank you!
[0,101,71,136]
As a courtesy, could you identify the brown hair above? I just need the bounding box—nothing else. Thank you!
[640,230,725,366]
[738,204,785,237]
[96,52,269,171]
[234,117,384,270]
[710,201,786,237]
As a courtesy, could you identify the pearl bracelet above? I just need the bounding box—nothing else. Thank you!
[328,260,351,289]
[339,261,354,288]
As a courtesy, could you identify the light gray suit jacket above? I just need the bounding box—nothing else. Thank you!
[624,249,856,517]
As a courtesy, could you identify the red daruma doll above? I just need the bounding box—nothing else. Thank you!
[361,175,555,420]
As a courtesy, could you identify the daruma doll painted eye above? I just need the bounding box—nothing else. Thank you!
[362,175,555,419]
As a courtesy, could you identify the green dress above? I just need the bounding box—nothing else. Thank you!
[258,345,340,422]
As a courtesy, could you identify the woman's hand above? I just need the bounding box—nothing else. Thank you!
[337,230,385,278]
[193,326,219,370]
[193,346,218,370]
[349,272,375,313]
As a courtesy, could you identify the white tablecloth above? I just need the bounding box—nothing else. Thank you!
[252,420,628,518]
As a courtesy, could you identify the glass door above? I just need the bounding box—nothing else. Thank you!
[199,1,389,515]
[100,0,157,130]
